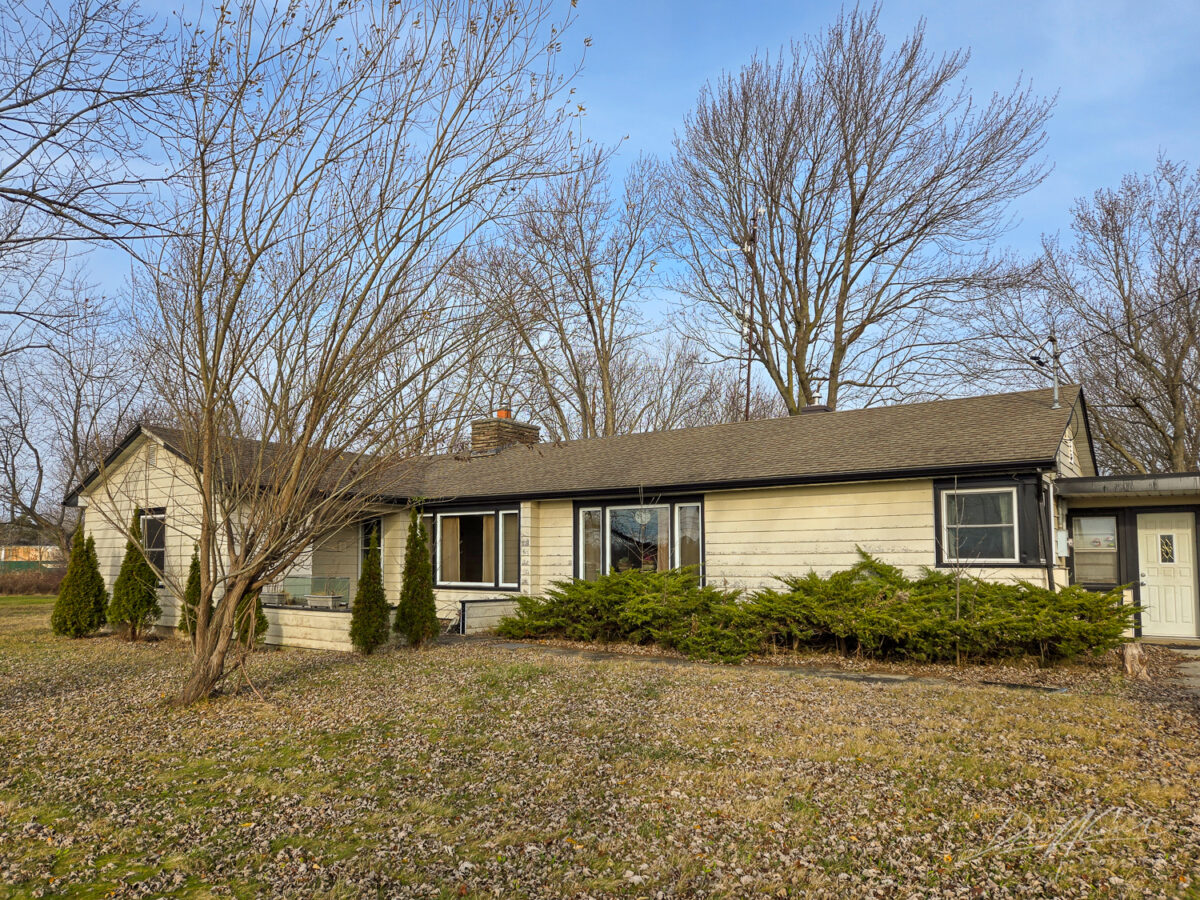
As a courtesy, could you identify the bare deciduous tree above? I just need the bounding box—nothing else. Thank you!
[0,0,176,357]
[89,0,580,705]
[459,149,761,439]
[0,288,150,550]
[664,4,1052,412]
[966,159,1200,474]
[472,149,665,438]
[0,0,173,248]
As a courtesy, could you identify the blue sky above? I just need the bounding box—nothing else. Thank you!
[570,0,1200,255]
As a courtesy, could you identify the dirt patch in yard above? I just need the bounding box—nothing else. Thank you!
[1,597,1198,898]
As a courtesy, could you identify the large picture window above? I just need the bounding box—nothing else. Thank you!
[435,509,519,589]
[577,499,703,580]
[942,488,1018,563]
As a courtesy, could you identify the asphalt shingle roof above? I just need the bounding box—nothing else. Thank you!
[71,386,1084,506]
[392,385,1084,501]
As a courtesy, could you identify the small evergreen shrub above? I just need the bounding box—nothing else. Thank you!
[107,511,161,641]
[748,553,1136,664]
[84,536,107,629]
[235,590,268,648]
[497,568,753,663]
[497,551,1136,666]
[394,507,438,647]
[350,529,389,654]
[178,548,213,638]
[51,529,108,637]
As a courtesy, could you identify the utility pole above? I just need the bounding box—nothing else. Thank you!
[1049,326,1061,409]
[740,206,762,422]
[1030,328,1063,409]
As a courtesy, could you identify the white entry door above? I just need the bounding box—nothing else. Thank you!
[1137,512,1198,638]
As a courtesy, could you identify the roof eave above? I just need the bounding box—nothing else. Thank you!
[62,425,184,507]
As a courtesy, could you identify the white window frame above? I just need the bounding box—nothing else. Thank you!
[673,502,703,573]
[498,510,520,587]
[941,486,1020,565]
[434,509,519,589]
[1070,514,1120,584]
[578,507,602,580]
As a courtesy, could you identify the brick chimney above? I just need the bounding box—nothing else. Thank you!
[470,408,540,454]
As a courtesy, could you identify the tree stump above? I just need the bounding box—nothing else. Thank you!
[1119,642,1150,681]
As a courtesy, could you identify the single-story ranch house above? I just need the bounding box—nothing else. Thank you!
[65,386,1200,649]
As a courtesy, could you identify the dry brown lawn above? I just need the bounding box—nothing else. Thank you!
[1,595,1198,898]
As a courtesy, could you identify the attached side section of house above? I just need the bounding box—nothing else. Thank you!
[66,386,1200,650]
[75,433,203,631]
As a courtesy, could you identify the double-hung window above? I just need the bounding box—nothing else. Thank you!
[360,518,382,569]
[577,499,703,580]
[941,488,1018,564]
[435,509,519,589]
[141,507,166,575]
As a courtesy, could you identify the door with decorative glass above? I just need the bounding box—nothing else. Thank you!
[1136,512,1198,638]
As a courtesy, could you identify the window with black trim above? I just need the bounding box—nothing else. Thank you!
[434,508,519,589]
[577,498,703,580]
[941,488,1018,563]
[141,507,166,573]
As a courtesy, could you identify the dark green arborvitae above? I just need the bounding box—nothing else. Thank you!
[394,507,438,647]
[235,589,268,648]
[51,528,108,637]
[84,535,107,630]
[178,547,212,639]
[107,511,161,641]
[350,529,389,654]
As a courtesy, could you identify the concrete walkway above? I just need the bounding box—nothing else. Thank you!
[1172,648,1200,695]
[469,638,1069,693]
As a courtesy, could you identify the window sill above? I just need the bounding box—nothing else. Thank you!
[435,583,523,592]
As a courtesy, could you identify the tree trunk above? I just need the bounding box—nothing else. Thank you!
[174,586,244,705]
[176,651,228,705]
[1119,642,1150,682]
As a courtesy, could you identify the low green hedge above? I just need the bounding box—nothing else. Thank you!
[496,552,1136,665]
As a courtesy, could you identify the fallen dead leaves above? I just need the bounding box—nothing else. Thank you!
[0,596,1197,898]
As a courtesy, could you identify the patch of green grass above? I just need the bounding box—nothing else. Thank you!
[0,594,55,605]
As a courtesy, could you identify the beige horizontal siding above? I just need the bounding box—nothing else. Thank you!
[704,480,937,590]
[264,607,352,651]
[81,436,204,620]
[459,599,520,634]
[529,499,573,594]
[953,566,1057,586]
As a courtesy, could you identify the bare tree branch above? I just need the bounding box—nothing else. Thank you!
[663,4,1052,412]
